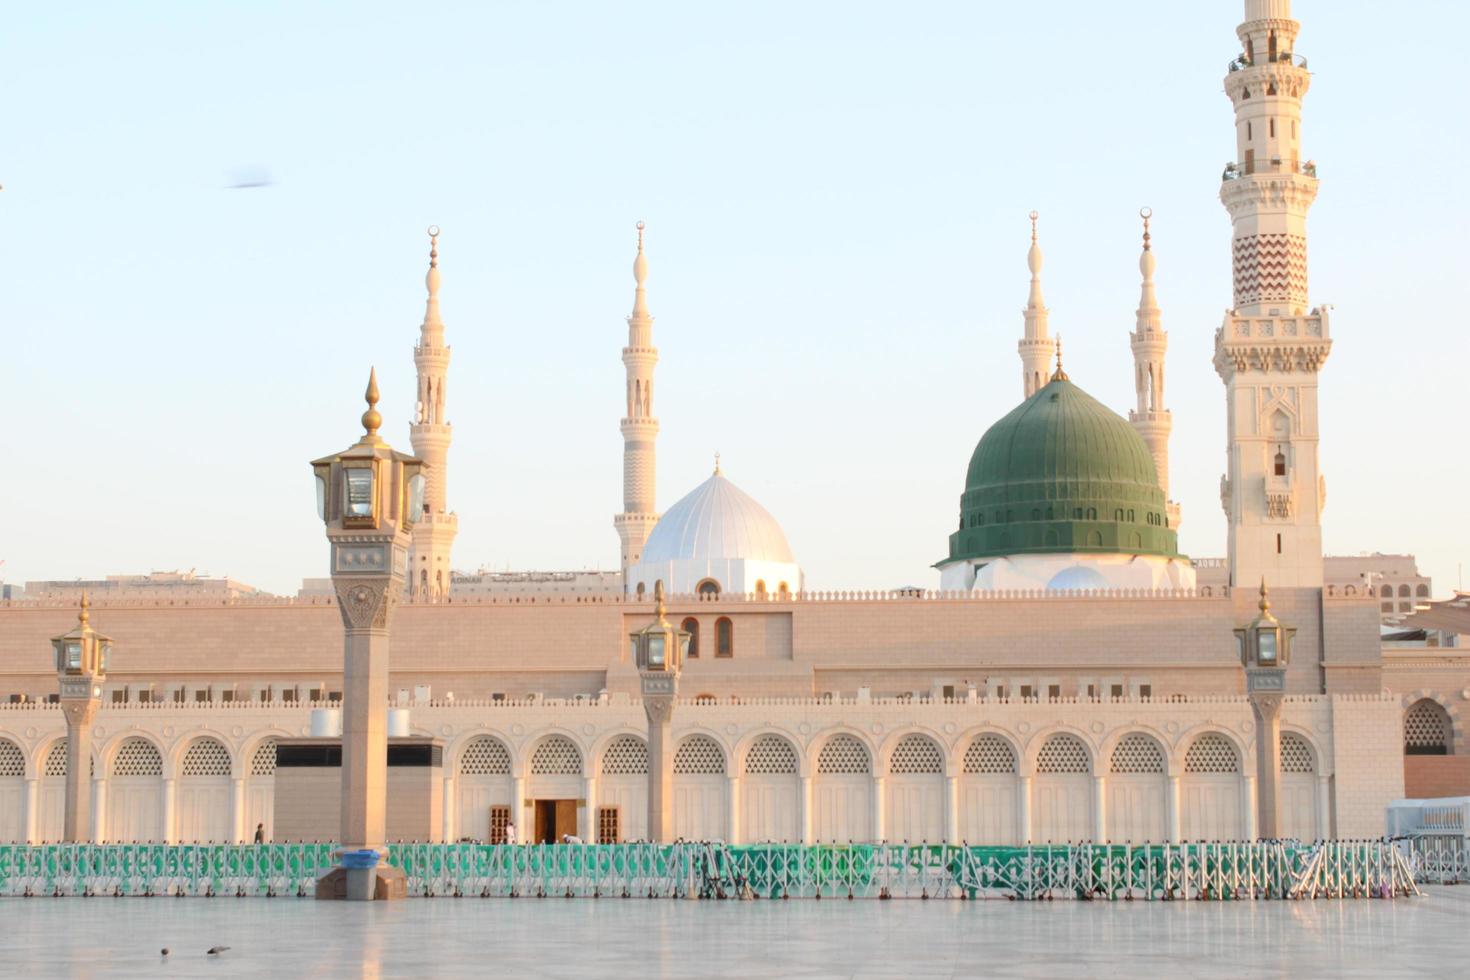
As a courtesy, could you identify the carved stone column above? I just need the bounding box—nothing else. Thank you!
[642,678,676,843]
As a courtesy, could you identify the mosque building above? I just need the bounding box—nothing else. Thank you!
[0,0,1467,849]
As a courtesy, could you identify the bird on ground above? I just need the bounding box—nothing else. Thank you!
[160,948,170,957]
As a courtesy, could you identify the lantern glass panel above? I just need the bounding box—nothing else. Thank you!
[408,473,426,523]
[66,642,82,671]
[648,635,666,669]
[345,468,374,517]
[315,474,327,521]
[1257,629,1277,665]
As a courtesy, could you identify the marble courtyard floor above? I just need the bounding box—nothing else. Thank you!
[2,888,1467,978]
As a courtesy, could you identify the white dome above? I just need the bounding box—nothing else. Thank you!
[1045,566,1111,591]
[640,471,795,564]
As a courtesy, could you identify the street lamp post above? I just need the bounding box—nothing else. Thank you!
[310,369,424,900]
[52,594,111,842]
[630,581,690,843]
[1235,578,1296,840]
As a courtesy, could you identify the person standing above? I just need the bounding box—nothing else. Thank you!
[253,823,265,844]
[503,821,517,846]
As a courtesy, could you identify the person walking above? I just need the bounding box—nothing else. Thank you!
[253,823,265,844]
[503,821,517,845]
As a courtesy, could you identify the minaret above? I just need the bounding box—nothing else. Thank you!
[1215,0,1330,588]
[1128,208,1180,530]
[1018,211,1055,399]
[408,226,458,600]
[615,222,659,584]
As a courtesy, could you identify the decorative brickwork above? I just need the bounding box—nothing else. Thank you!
[1232,233,1308,308]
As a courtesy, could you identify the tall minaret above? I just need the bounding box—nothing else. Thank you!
[408,226,458,600]
[615,222,659,585]
[1018,211,1055,399]
[1128,208,1180,530]
[1215,0,1331,588]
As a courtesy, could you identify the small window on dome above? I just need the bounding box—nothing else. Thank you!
[1086,508,1097,520]
[754,580,767,596]
[697,580,720,597]
[1114,509,1124,522]
[1127,510,1134,522]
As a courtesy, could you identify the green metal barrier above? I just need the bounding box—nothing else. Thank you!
[0,841,1421,900]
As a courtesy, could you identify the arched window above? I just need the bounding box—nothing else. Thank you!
[1109,733,1165,774]
[459,736,511,775]
[777,581,790,597]
[754,580,767,596]
[697,579,720,598]
[601,735,648,775]
[1274,452,1286,476]
[1184,733,1240,773]
[1086,508,1097,520]
[817,735,871,774]
[181,738,231,777]
[715,617,733,658]
[530,736,583,775]
[1380,585,1393,598]
[1035,734,1091,774]
[889,735,944,774]
[963,735,1016,774]
[1398,584,1411,597]
[681,618,700,658]
[1405,699,1452,756]
[1416,584,1430,597]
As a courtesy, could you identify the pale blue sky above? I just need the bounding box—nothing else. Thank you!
[2,0,1466,596]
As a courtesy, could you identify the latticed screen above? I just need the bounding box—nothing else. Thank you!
[963,735,1016,774]
[460,737,512,775]
[1404,700,1451,755]
[601,735,648,775]
[1184,733,1240,774]
[817,735,871,775]
[674,735,726,774]
[489,806,512,845]
[530,736,582,775]
[181,739,231,777]
[0,739,22,777]
[1035,734,1090,774]
[1110,734,1165,774]
[111,738,162,776]
[251,740,278,777]
[1280,733,1315,773]
[44,740,68,777]
[744,736,798,775]
[889,735,943,774]
[597,806,620,844]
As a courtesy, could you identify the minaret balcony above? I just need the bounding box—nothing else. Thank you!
[1228,52,1307,73]
[1222,157,1316,180]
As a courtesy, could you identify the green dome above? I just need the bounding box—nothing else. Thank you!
[945,375,1181,563]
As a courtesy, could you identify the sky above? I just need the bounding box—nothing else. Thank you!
[1,0,1466,597]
